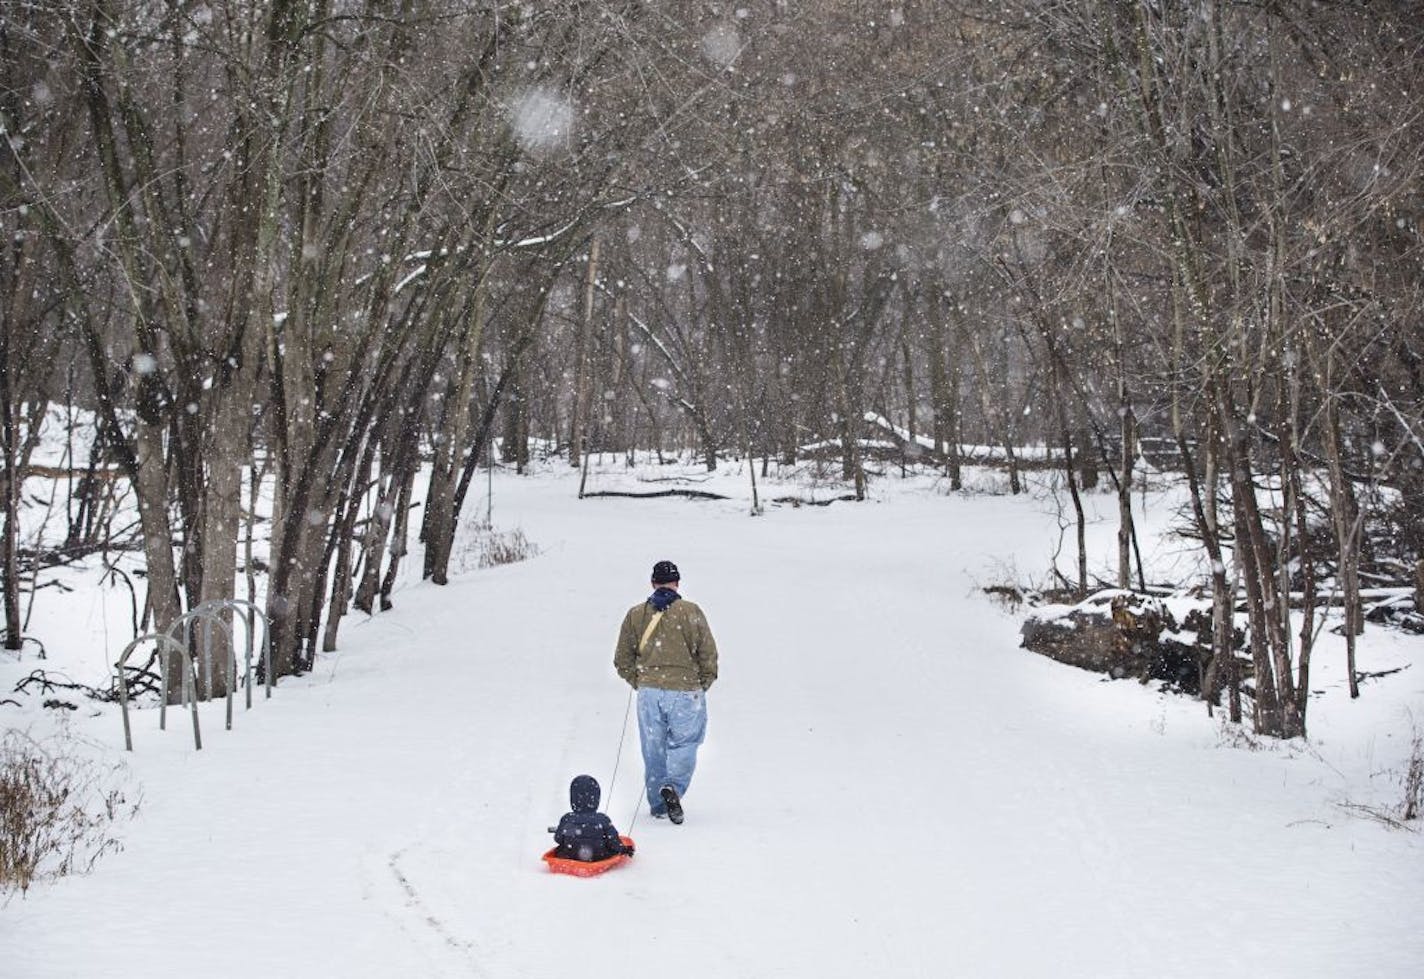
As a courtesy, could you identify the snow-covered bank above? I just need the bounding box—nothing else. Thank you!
[3,466,1422,978]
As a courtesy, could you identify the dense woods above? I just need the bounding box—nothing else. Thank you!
[1,1,1420,739]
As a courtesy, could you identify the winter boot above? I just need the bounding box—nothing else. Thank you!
[659,785,684,825]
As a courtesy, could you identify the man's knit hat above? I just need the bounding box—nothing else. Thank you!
[651,560,680,584]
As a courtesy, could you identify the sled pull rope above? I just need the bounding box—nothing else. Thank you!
[614,610,665,833]
[608,684,638,831]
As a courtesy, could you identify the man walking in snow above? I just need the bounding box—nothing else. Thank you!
[614,560,718,824]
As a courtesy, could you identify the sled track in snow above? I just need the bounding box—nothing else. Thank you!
[388,849,483,976]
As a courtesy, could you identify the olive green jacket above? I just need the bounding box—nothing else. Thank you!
[614,597,718,692]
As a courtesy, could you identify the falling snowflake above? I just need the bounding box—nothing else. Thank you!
[508,88,575,154]
[701,23,740,68]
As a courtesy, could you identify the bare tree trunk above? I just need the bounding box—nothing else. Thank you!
[929,288,952,467]
[569,238,600,467]
[934,290,964,490]
[1052,370,1088,596]
[1106,232,1133,587]
[1177,421,1238,718]
[195,386,254,699]
[424,296,489,584]
[1230,471,1280,736]
[323,431,378,651]
[1264,33,1306,738]
[291,504,334,671]
[0,378,19,651]
[1116,392,1136,591]
[1219,387,1296,737]
[1075,417,1099,491]
[380,465,417,611]
[945,352,962,491]
[900,328,916,456]
[505,366,530,474]
[835,347,867,500]
[354,403,419,615]
[1287,432,1316,732]
[134,420,182,635]
[354,470,396,616]
[245,454,267,612]
[965,324,1018,494]
[1321,371,1363,698]
[1068,439,1087,594]
[0,527,17,652]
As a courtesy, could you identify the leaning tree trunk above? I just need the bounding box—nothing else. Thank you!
[355,391,421,615]
[0,337,20,650]
[322,427,379,652]
[353,471,396,617]
[380,465,418,611]
[425,283,490,585]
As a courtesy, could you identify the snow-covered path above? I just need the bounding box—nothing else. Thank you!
[6,473,1423,977]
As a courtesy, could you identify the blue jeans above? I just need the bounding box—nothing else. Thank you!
[636,687,707,814]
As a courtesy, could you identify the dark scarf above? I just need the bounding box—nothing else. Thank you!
[647,587,681,612]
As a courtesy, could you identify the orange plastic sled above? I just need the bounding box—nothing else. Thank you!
[542,836,635,877]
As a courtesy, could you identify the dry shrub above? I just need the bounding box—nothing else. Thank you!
[1334,722,1424,831]
[0,728,137,897]
[460,524,539,571]
[1405,730,1423,822]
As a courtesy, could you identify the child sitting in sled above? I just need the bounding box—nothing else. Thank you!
[552,775,636,862]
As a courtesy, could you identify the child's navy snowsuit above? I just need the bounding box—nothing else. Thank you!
[554,775,632,862]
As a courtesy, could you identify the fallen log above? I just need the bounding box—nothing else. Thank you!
[771,495,860,507]
[1019,590,1246,695]
[580,489,729,501]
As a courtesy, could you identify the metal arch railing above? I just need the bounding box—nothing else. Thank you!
[115,599,274,752]
[193,598,273,709]
[166,606,239,731]
[165,599,274,731]
[115,633,201,751]
[167,607,235,728]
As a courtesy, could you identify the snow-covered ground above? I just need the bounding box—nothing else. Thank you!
[3,459,1422,978]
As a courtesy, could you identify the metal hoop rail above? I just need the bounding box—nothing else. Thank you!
[114,599,273,751]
